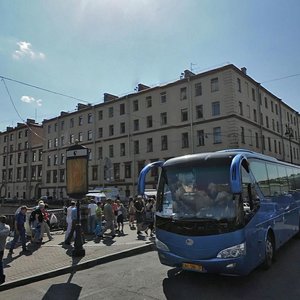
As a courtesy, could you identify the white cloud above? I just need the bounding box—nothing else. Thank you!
[13,41,45,60]
[21,96,43,106]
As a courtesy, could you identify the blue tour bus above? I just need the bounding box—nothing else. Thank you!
[138,149,300,275]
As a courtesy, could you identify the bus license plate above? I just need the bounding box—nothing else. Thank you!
[182,263,204,272]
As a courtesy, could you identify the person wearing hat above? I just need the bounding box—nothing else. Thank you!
[0,215,10,284]
[9,206,30,254]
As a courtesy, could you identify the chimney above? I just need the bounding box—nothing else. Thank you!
[104,93,119,102]
[241,67,247,75]
[136,83,150,92]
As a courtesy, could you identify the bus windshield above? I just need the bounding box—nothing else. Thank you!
[157,158,243,225]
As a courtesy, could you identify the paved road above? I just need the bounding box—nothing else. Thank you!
[1,237,300,300]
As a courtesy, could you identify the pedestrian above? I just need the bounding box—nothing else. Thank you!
[145,198,155,237]
[0,215,10,284]
[128,197,136,229]
[64,203,83,245]
[94,201,102,238]
[9,205,30,254]
[112,199,118,229]
[116,200,126,234]
[88,199,97,234]
[134,195,146,235]
[40,202,53,241]
[65,200,76,241]
[99,198,115,239]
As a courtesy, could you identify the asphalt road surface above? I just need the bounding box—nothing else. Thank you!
[2,237,300,300]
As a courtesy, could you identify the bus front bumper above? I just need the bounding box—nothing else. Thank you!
[158,250,249,276]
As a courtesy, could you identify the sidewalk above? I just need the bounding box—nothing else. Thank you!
[0,224,155,291]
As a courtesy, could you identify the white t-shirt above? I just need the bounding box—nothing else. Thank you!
[66,206,74,223]
[88,203,97,216]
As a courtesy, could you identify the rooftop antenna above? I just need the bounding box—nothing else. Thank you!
[190,62,196,72]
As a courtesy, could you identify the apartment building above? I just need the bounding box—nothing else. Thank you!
[1,64,299,200]
[0,119,43,200]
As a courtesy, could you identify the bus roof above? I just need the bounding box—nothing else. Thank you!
[163,149,289,168]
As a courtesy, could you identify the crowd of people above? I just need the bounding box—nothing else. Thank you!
[0,194,156,285]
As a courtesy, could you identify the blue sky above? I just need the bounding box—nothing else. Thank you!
[1,0,300,131]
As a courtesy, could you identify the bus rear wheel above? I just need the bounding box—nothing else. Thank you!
[263,233,275,270]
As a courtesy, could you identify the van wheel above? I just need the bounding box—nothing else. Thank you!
[263,233,275,270]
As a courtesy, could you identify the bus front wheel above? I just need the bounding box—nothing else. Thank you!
[263,233,275,270]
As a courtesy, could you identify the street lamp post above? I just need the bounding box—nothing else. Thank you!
[285,125,294,164]
[66,141,89,257]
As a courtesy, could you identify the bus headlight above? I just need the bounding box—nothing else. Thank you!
[217,242,246,259]
[155,238,170,252]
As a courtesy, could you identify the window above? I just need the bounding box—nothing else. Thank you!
[182,132,189,148]
[18,131,22,139]
[109,145,114,158]
[134,140,139,154]
[133,119,139,131]
[147,116,153,128]
[120,103,125,115]
[195,82,202,96]
[237,78,241,92]
[32,151,36,162]
[53,170,58,183]
[248,129,253,146]
[212,101,220,116]
[47,155,51,166]
[114,164,120,180]
[160,112,167,125]
[92,166,98,181]
[120,122,125,134]
[161,135,168,150]
[264,97,268,109]
[61,120,64,130]
[239,101,243,115]
[160,91,166,103]
[98,147,103,159]
[98,110,103,120]
[181,108,188,122]
[70,134,74,144]
[54,154,58,165]
[241,127,245,144]
[46,170,51,183]
[88,130,93,140]
[120,143,126,157]
[196,105,203,119]
[197,130,205,146]
[146,96,152,107]
[266,116,269,128]
[48,125,51,134]
[18,153,21,164]
[108,107,114,118]
[211,78,219,92]
[60,153,65,165]
[60,169,65,182]
[180,87,187,100]
[78,132,83,142]
[79,116,83,126]
[213,127,222,144]
[70,118,74,128]
[125,163,131,178]
[253,109,257,122]
[252,88,256,101]
[54,123,58,132]
[48,139,52,149]
[147,138,153,152]
[255,132,259,148]
[268,137,271,151]
[54,137,58,147]
[133,100,139,111]
[88,113,93,123]
[98,127,103,138]
[109,125,114,136]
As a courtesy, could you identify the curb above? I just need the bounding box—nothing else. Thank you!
[0,243,155,292]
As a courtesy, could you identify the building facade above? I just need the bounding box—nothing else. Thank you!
[0,119,43,200]
[1,64,299,200]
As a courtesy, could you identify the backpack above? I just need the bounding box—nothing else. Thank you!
[29,209,37,225]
